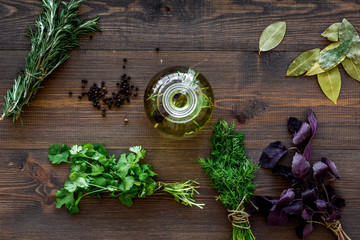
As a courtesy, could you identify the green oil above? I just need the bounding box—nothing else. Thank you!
[144,66,214,136]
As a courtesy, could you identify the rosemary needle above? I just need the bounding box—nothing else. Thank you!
[0,0,101,122]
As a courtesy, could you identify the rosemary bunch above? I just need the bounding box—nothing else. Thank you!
[1,0,100,122]
[199,120,258,240]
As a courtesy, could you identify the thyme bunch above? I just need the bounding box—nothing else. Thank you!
[1,0,100,122]
[198,120,258,240]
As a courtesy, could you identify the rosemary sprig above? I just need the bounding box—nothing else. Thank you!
[1,0,101,122]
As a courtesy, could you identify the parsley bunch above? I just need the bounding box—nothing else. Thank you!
[198,120,258,240]
[48,143,204,214]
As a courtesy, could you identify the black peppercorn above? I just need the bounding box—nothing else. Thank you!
[122,65,126,69]
[123,58,127,63]
[102,112,106,117]
[155,47,160,52]
[135,87,139,91]
[78,95,82,99]
[134,93,138,97]
[68,91,73,95]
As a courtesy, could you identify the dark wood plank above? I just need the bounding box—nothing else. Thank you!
[0,149,358,240]
[0,50,358,150]
[0,0,359,239]
[1,0,360,51]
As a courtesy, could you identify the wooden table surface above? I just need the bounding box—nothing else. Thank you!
[0,1,359,239]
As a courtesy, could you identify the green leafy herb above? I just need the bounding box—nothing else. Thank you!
[49,143,204,214]
[317,67,341,104]
[321,22,341,42]
[287,18,360,104]
[1,0,101,122]
[259,21,286,54]
[198,120,258,240]
[286,49,320,76]
[319,39,351,70]
[342,57,360,82]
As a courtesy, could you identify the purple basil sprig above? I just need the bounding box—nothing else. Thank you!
[255,108,349,240]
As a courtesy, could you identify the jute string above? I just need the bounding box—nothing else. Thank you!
[227,195,254,229]
[309,216,351,240]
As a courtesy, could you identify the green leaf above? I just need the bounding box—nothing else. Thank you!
[118,193,134,207]
[339,18,357,42]
[342,57,360,82]
[55,188,79,214]
[48,143,70,164]
[319,39,351,70]
[321,22,341,42]
[94,143,108,156]
[259,21,286,54]
[48,144,60,155]
[346,35,360,65]
[64,177,89,192]
[286,48,320,76]
[120,176,135,191]
[305,42,345,76]
[139,173,148,181]
[70,145,82,155]
[91,164,105,175]
[317,67,341,104]
[92,177,107,187]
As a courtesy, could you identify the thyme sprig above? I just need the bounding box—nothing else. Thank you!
[198,120,258,240]
[1,0,100,122]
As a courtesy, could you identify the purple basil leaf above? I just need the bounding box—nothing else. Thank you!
[267,209,288,226]
[277,188,295,207]
[315,199,327,211]
[259,141,288,169]
[292,153,311,178]
[321,157,340,179]
[303,108,318,161]
[303,223,314,238]
[292,122,311,145]
[313,161,328,180]
[288,116,303,134]
[301,208,313,220]
[326,206,341,221]
[302,188,318,205]
[253,196,275,214]
[325,185,337,203]
[282,200,303,215]
[272,164,294,181]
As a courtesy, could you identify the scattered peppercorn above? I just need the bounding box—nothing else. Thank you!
[124,118,128,123]
[155,47,160,52]
[72,59,137,117]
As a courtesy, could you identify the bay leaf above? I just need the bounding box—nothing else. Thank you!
[259,21,286,54]
[317,67,341,104]
[286,48,320,76]
[319,39,351,70]
[305,42,344,76]
[321,22,341,42]
[342,57,360,82]
[339,18,357,42]
[346,35,360,65]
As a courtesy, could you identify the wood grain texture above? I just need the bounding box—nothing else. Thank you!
[0,0,359,240]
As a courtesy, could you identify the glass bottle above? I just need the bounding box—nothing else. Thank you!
[144,66,214,136]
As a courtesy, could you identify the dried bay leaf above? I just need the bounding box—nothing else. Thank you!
[317,67,341,104]
[306,42,344,76]
[319,39,351,70]
[346,35,360,65]
[339,18,357,42]
[321,22,341,42]
[286,48,320,76]
[259,21,286,54]
[342,57,360,82]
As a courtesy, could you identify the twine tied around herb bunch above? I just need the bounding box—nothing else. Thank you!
[227,194,256,229]
[309,216,351,240]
